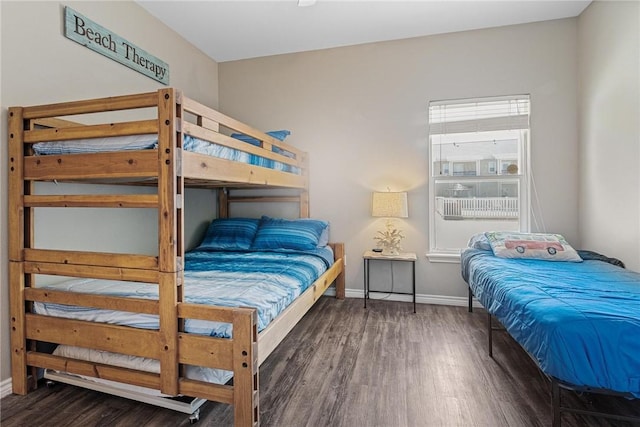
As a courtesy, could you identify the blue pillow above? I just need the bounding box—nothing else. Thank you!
[197,218,260,251]
[251,216,328,251]
[299,218,330,247]
[230,130,291,146]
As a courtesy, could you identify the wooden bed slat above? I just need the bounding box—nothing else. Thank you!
[24,194,159,208]
[24,288,159,315]
[178,334,234,370]
[25,314,160,359]
[197,116,220,133]
[21,92,158,119]
[228,196,302,204]
[179,379,234,405]
[181,151,307,188]
[27,352,162,391]
[24,150,159,180]
[24,248,158,269]
[24,261,159,283]
[23,120,158,143]
[178,302,235,323]
[182,121,300,167]
[33,117,81,129]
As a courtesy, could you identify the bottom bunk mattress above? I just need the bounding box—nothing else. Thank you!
[34,247,333,335]
[461,248,640,397]
[33,248,333,388]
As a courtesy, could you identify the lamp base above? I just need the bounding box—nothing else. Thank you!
[381,247,400,256]
[374,221,405,257]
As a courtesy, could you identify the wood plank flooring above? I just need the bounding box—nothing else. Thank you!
[2,297,639,426]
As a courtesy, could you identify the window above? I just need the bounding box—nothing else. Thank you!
[428,95,530,260]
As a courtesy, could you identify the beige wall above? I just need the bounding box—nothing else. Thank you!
[219,19,580,300]
[1,1,219,385]
[578,0,640,271]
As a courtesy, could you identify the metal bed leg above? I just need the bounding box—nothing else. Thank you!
[552,379,562,427]
[189,409,200,424]
[468,287,473,312]
[487,313,493,358]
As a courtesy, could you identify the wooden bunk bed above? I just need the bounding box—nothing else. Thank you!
[8,88,346,426]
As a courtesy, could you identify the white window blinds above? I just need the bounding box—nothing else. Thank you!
[429,95,530,135]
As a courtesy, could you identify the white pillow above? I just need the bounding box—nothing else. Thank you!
[485,231,582,262]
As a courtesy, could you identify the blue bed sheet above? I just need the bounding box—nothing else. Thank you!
[33,248,332,337]
[32,134,300,174]
[461,248,640,397]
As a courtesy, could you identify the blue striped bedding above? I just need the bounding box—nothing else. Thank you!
[461,248,640,397]
[32,134,300,174]
[33,248,333,337]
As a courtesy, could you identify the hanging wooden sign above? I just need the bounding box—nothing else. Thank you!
[64,6,170,85]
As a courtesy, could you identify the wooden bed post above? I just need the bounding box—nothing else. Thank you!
[333,243,346,300]
[157,88,180,273]
[233,308,259,427]
[8,262,28,395]
[8,107,25,263]
[218,187,229,218]
[299,190,309,218]
[8,107,29,395]
[158,273,179,395]
[300,153,310,218]
[157,88,181,396]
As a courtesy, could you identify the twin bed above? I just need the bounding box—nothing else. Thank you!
[462,232,640,426]
[8,88,345,426]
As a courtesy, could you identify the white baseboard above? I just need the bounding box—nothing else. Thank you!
[344,288,482,308]
[1,377,12,398]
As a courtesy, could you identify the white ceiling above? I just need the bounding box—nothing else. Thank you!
[137,0,591,63]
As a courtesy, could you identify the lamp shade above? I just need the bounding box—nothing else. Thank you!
[371,192,408,218]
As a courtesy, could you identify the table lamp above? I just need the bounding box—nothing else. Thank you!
[371,191,408,256]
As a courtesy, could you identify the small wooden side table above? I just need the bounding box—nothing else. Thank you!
[363,251,417,313]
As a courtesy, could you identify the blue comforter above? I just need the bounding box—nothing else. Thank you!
[461,248,640,397]
[33,248,332,337]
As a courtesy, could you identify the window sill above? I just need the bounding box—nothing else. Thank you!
[426,252,461,263]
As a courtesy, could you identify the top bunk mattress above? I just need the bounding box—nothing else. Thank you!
[461,248,640,397]
[32,133,300,174]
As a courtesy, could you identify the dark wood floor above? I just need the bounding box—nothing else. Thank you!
[2,297,639,426]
